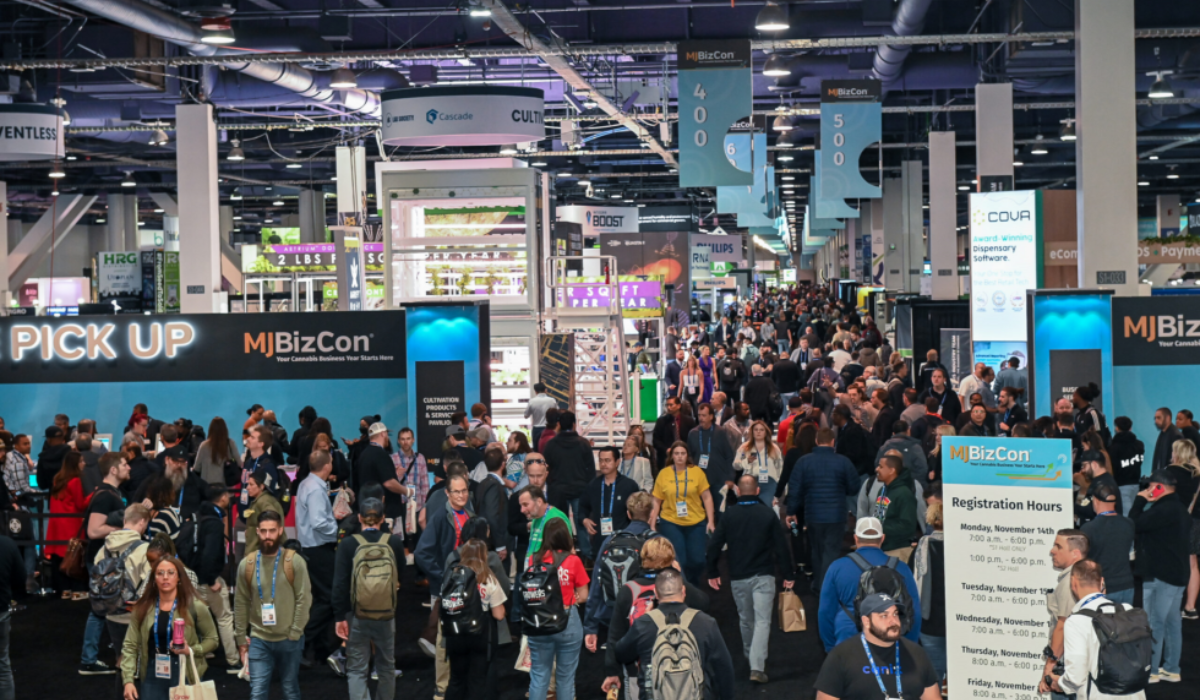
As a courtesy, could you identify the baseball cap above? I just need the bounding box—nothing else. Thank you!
[445,424,467,438]
[44,426,63,439]
[467,426,491,442]
[1148,469,1177,487]
[854,516,884,539]
[368,422,389,437]
[359,498,384,518]
[161,444,189,461]
[859,593,898,617]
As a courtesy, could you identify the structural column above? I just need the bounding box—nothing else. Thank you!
[122,194,138,251]
[975,83,1014,191]
[882,177,905,291]
[929,132,958,299]
[901,160,924,293]
[105,194,126,251]
[176,103,221,313]
[298,189,326,243]
[1075,0,1138,294]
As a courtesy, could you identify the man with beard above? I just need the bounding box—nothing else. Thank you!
[815,593,940,700]
[135,444,206,519]
[235,510,312,700]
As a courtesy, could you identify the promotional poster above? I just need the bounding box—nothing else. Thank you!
[970,190,1042,346]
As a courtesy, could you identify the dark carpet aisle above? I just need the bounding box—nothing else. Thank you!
[11,563,1199,700]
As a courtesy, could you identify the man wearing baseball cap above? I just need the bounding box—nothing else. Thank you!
[357,423,416,524]
[1075,449,1122,524]
[814,593,940,700]
[818,516,921,652]
[1129,469,1190,682]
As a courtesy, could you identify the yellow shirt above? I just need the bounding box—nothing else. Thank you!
[652,465,710,527]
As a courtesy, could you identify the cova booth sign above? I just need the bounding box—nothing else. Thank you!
[380,86,545,147]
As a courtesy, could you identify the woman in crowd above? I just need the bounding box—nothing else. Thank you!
[309,432,351,491]
[504,431,531,490]
[677,355,704,413]
[121,555,217,700]
[1166,440,1200,514]
[627,425,655,464]
[913,501,947,689]
[526,519,589,700]
[650,441,715,584]
[194,417,241,488]
[47,450,89,597]
[733,420,783,506]
[444,536,508,700]
[143,475,182,541]
[697,345,716,404]
[243,404,264,434]
[927,424,957,484]
[617,435,654,492]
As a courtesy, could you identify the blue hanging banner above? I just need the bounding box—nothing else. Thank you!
[813,150,860,219]
[717,131,777,228]
[677,41,754,187]
[806,184,847,230]
[819,80,882,208]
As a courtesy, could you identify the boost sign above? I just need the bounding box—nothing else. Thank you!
[380,86,545,147]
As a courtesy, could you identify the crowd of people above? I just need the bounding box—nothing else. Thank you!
[0,283,1193,700]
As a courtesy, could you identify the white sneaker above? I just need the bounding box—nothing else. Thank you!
[1148,674,1161,684]
[418,638,436,658]
[1158,670,1181,683]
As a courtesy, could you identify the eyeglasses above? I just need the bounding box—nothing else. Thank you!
[525,458,546,465]
[448,489,469,496]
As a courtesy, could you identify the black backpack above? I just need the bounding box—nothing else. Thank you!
[841,552,916,635]
[519,552,569,636]
[175,513,201,569]
[598,530,653,604]
[275,471,293,516]
[1073,602,1153,694]
[440,563,486,636]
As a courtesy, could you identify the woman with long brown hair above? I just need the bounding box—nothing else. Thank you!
[121,556,217,700]
[194,416,241,487]
[733,420,784,506]
[47,450,90,596]
[444,537,508,700]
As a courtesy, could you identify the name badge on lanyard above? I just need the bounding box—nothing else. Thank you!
[155,654,171,679]
[757,451,769,483]
[675,501,689,518]
[698,454,710,469]
[601,517,614,536]
[262,603,277,626]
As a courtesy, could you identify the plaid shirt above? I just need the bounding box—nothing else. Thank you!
[3,451,32,495]
[391,450,429,511]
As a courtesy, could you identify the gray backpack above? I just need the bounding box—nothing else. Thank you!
[89,544,141,618]
[647,608,704,700]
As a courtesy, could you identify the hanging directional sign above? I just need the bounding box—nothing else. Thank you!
[677,40,753,187]
[819,80,882,208]
[813,150,860,219]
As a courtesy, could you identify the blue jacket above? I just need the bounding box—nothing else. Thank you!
[414,499,475,594]
[582,520,658,635]
[818,546,921,652]
[786,446,859,524]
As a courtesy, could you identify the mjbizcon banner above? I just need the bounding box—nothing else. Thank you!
[818,80,882,214]
[677,40,753,188]
[0,304,487,461]
[1112,296,1200,444]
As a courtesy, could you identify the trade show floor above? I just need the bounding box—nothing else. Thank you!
[13,562,1199,700]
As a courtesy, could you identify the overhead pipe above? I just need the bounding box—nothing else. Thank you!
[60,0,398,116]
[872,0,936,85]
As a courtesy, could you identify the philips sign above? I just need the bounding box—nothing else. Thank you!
[690,233,743,262]
[381,86,544,147]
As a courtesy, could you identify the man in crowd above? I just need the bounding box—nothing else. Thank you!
[1080,483,1135,605]
[814,593,941,700]
[296,449,339,668]
[1129,470,1190,683]
[688,404,736,512]
[1152,407,1183,471]
[415,472,475,601]
[1109,416,1146,515]
[664,349,685,399]
[333,498,404,700]
[1041,529,1088,696]
[194,484,242,674]
[770,352,803,418]
[137,444,205,518]
[608,567,735,700]
[235,510,312,700]
[78,451,130,676]
[832,405,874,478]
[717,348,747,397]
[1076,450,1122,523]
[956,363,988,408]
[36,426,69,490]
[776,396,805,448]
[723,401,753,448]
[818,517,921,652]
[744,365,778,425]
[357,423,415,525]
[826,340,851,373]
[916,349,946,393]
[516,484,572,570]
[579,447,640,559]
[992,356,1027,407]
[706,475,794,684]
[917,369,962,426]
[583,491,657,654]
[786,429,858,592]
[507,455,566,571]
[871,454,919,561]
[898,388,924,428]
[92,504,151,674]
[525,382,558,448]
[875,422,930,488]
[710,391,734,426]
[543,410,597,558]
[472,446,510,557]
[151,424,183,471]
[244,424,281,495]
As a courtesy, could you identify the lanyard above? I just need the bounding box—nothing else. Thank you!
[861,634,901,698]
[602,480,617,518]
[155,598,177,654]
[256,551,280,603]
[673,467,689,501]
[700,427,713,455]
[1079,593,1106,608]
[177,481,185,509]
[452,510,468,545]
[621,458,635,477]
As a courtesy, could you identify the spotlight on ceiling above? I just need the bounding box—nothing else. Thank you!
[1148,71,1175,99]
[199,27,235,45]
[772,115,792,132]
[755,1,789,32]
[286,162,303,169]
[499,143,518,155]
[762,53,791,77]
[149,128,170,147]
[230,187,242,201]
[121,173,136,187]
[1059,119,1076,142]
[49,164,66,179]
[329,67,358,89]
[777,154,794,162]
[226,139,245,161]
[272,200,285,206]
[1029,134,1048,155]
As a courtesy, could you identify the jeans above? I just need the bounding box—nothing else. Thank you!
[920,633,947,680]
[657,519,708,585]
[1107,588,1135,606]
[528,607,583,700]
[808,521,846,594]
[730,575,774,672]
[567,498,591,559]
[1143,579,1184,675]
[1119,485,1138,517]
[346,615,395,700]
[249,635,305,700]
[138,653,181,700]
[81,611,106,665]
[0,611,12,700]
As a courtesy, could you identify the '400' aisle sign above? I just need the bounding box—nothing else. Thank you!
[677,40,753,188]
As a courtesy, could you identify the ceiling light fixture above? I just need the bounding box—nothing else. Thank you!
[230,188,242,201]
[777,154,794,162]
[49,164,65,179]
[957,185,970,191]
[772,115,792,132]
[153,208,164,213]
[499,143,518,155]
[51,189,59,197]
[226,139,245,161]
[1029,134,1048,155]
[577,178,590,187]
[66,154,77,161]
[149,128,169,147]
[199,27,235,45]
[272,200,285,206]
[1138,180,1150,186]
[1147,71,1175,99]
[1059,119,1076,142]
[1149,155,1159,160]
[755,1,789,32]
[286,162,303,169]
[121,173,136,187]
[762,53,791,77]
[329,67,358,89]
[531,161,548,167]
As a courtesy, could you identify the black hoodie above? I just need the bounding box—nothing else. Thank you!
[35,443,71,490]
[1108,431,1146,486]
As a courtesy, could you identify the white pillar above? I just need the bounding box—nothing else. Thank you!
[929,132,958,299]
[122,194,138,250]
[336,146,368,219]
[106,194,125,251]
[1156,194,1181,236]
[975,83,1015,191]
[1075,0,1138,294]
[902,160,924,293]
[882,178,905,290]
[298,190,325,243]
[0,182,8,306]
[176,103,222,313]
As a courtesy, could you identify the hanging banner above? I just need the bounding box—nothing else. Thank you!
[690,233,742,262]
[677,40,753,187]
[970,190,1041,348]
[860,233,872,281]
[819,80,882,208]
[813,150,859,219]
[0,104,64,162]
[557,205,639,236]
[334,230,368,311]
[380,86,545,147]
[942,436,1072,700]
[154,251,180,314]
[96,252,141,298]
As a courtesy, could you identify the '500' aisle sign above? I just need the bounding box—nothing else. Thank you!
[677,40,753,188]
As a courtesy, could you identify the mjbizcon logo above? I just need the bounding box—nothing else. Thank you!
[426,109,439,124]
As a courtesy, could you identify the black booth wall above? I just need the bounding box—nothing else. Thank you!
[895,299,970,368]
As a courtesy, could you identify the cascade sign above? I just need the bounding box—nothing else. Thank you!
[380,86,545,147]
[942,436,1072,700]
[677,40,753,188]
[0,104,64,161]
[0,312,406,383]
